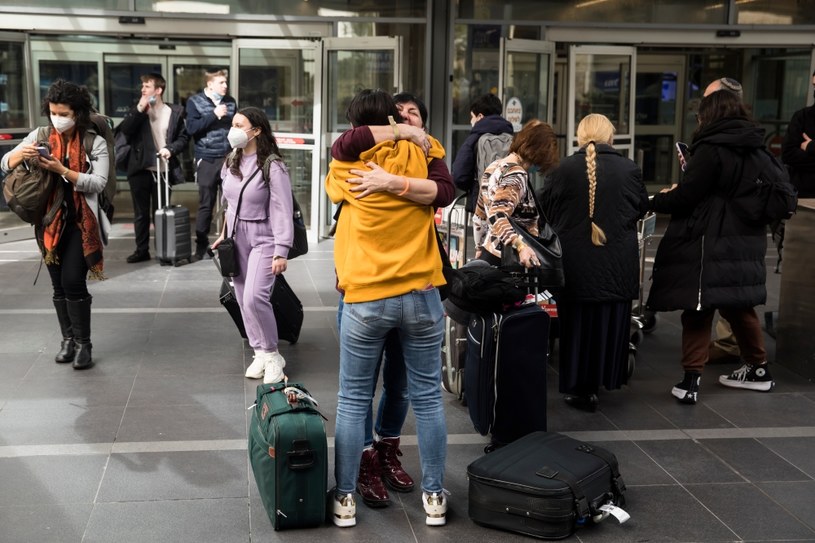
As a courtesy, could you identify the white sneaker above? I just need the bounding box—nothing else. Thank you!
[263,351,286,384]
[423,491,447,526]
[332,492,356,528]
[245,352,267,379]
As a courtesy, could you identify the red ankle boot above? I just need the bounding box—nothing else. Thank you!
[375,437,415,492]
[357,447,390,507]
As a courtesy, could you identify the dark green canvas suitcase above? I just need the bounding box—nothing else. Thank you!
[248,382,328,530]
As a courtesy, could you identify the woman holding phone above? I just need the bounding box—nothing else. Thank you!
[1,79,110,370]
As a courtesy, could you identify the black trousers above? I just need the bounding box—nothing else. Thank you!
[46,221,90,300]
[128,169,168,255]
[194,157,225,245]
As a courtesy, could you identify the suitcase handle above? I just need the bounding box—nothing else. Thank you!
[287,439,316,470]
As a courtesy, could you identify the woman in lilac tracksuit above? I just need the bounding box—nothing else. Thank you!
[212,107,294,384]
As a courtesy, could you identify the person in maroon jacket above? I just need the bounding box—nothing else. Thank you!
[330,93,454,510]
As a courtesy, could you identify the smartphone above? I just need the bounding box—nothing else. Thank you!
[675,142,690,171]
[36,146,51,158]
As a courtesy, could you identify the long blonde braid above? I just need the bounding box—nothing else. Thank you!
[585,141,607,246]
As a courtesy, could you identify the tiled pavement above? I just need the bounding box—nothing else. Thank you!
[0,212,813,543]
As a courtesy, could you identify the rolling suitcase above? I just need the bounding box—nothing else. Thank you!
[154,154,191,266]
[272,274,304,344]
[248,382,328,530]
[467,431,628,539]
[219,278,247,339]
[465,303,550,446]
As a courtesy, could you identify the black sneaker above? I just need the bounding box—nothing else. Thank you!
[719,363,775,392]
[671,371,701,404]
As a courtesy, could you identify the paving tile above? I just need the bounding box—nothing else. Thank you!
[0,455,107,506]
[688,482,815,540]
[116,401,245,442]
[759,436,815,479]
[758,480,815,532]
[0,403,124,445]
[701,438,809,482]
[591,440,676,486]
[704,391,815,428]
[0,504,93,543]
[7,374,136,408]
[127,373,245,407]
[635,440,743,484]
[97,450,248,502]
[83,498,249,543]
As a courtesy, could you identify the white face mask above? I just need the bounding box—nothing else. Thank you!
[227,127,253,149]
[50,115,75,134]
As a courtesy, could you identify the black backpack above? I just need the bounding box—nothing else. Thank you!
[730,148,798,225]
[88,112,118,222]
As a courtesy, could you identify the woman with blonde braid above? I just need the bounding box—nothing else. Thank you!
[539,114,648,412]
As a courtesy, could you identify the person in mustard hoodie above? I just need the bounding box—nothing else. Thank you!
[326,89,451,529]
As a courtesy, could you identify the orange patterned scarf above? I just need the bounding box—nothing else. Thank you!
[42,128,105,280]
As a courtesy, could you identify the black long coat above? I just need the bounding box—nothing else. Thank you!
[646,117,768,312]
[539,144,649,302]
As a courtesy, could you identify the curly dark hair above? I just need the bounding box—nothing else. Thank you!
[41,79,93,135]
[226,106,283,179]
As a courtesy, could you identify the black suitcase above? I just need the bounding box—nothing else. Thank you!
[467,431,628,540]
[154,155,192,266]
[272,274,304,344]
[441,316,467,401]
[465,303,549,445]
[218,274,303,344]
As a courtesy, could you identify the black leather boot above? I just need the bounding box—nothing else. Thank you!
[66,297,94,370]
[52,298,75,364]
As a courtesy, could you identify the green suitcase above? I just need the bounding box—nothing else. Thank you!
[248,382,328,530]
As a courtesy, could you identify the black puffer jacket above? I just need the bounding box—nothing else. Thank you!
[539,144,648,302]
[647,117,768,312]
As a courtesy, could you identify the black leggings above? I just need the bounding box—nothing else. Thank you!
[46,222,90,300]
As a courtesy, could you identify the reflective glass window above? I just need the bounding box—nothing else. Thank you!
[134,0,426,17]
[573,53,632,134]
[457,0,727,24]
[3,0,128,8]
[0,41,28,130]
[39,61,100,112]
[736,0,815,24]
[105,62,162,117]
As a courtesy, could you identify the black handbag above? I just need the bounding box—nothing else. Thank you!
[263,154,308,260]
[288,193,308,259]
[217,167,261,278]
[500,179,565,289]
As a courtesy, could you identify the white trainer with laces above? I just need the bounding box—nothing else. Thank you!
[719,363,775,392]
[245,352,268,379]
[263,351,286,384]
[423,491,448,526]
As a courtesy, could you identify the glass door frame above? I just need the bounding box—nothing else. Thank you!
[498,38,556,128]
[567,45,637,160]
[233,38,322,243]
[320,36,402,237]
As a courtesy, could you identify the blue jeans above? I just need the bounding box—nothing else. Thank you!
[335,289,446,495]
[337,296,410,446]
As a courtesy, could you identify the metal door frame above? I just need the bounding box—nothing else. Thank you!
[498,38,556,127]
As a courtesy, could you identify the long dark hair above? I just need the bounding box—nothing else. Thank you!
[694,90,752,138]
[227,106,283,179]
[41,79,93,136]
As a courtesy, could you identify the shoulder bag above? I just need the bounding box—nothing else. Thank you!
[217,167,260,277]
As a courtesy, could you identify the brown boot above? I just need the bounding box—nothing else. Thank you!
[357,447,389,507]
[375,437,415,492]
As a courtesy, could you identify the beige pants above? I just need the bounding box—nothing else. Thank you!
[712,316,740,356]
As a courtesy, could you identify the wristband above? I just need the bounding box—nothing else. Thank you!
[397,176,410,196]
[388,115,400,140]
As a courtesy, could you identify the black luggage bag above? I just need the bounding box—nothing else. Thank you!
[465,303,550,445]
[218,274,303,344]
[468,431,628,540]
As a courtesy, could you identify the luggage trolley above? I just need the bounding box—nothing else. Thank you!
[627,211,658,377]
